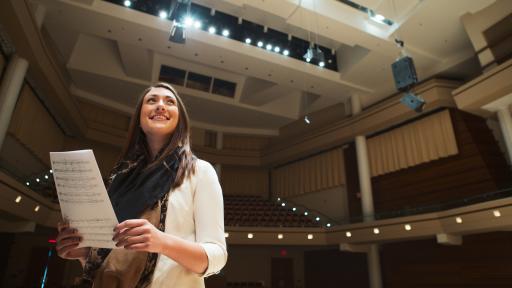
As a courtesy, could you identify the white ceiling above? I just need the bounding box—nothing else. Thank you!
[34,0,494,135]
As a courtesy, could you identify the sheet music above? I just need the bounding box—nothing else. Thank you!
[50,150,118,249]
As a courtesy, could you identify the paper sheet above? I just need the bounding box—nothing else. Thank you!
[50,149,118,249]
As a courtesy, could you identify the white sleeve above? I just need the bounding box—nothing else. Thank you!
[193,160,228,277]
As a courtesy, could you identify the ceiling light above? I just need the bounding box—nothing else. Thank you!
[274,46,280,53]
[455,217,462,224]
[304,116,311,124]
[222,29,230,37]
[34,205,40,212]
[26,182,29,186]
[404,224,412,231]
[315,217,320,221]
[305,57,311,62]
[326,223,331,227]
[373,14,386,21]
[373,228,380,234]
[319,61,325,67]
[123,0,131,7]
[50,169,53,174]
[345,231,352,237]
[44,175,48,179]
[15,196,22,203]
[36,178,40,182]
[266,44,272,51]
[184,16,194,27]
[281,203,286,207]
[278,234,283,239]
[193,20,202,29]
[493,210,501,217]
[283,49,289,56]
[208,26,216,34]
[159,10,168,19]
[247,233,253,239]
[303,47,314,62]
[304,211,308,216]
[225,232,229,238]
[277,197,281,201]
[257,41,263,47]
[307,234,313,240]
[245,38,252,44]
[292,207,296,211]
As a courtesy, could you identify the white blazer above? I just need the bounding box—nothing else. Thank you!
[151,159,227,287]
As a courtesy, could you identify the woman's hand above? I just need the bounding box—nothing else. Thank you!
[56,221,90,265]
[113,219,166,253]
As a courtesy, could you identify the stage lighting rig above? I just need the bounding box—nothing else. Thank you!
[168,0,192,44]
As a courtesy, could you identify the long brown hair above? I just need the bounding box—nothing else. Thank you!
[112,82,196,188]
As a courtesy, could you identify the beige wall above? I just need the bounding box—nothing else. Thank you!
[221,165,269,197]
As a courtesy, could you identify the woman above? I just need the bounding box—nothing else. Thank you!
[56,82,227,287]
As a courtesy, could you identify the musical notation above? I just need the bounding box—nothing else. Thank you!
[50,150,119,249]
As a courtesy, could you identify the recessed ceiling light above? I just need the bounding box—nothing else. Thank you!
[326,223,331,227]
[404,224,412,231]
[306,57,311,62]
[277,197,280,201]
[159,10,168,19]
[304,211,308,216]
[36,178,40,182]
[315,217,320,221]
[373,228,380,234]
[319,61,325,67]
[26,182,29,186]
[292,207,296,211]
[281,202,286,207]
[208,26,216,34]
[49,169,53,174]
[455,217,463,224]
[225,232,229,238]
[245,38,252,44]
[222,29,230,37]
[44,175,48,179]
[257,41,263,47]
[193,20,202,29]
[247,233,253,239]
[184,16,194,27]
[34,205,40,212]
[266,44,272,51]
[283,49,289,56]
[274,46,280,53]
[493,210,501,217]
[278,234,283,239]
[307,234,313,240]
[15,196,22,203]
[345,231,352,237]
[123,0,131,7]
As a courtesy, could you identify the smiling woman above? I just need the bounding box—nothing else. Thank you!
[55,82,227,288]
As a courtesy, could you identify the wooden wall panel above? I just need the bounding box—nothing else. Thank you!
[381,232,512,287]
[221,165,269,197]
[7,85,65,165]
[371,109,512,216]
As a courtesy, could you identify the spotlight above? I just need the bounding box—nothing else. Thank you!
[307,234,314,240]
[315,217,320,221]
[257,41,263,47]
[266,44,272,51]
[400,92,425,113]
[159,10,168,19]
[44,175,48,179]
[222,29,230,37]
[26,182,29,186]
[455,217,462,224]
[169,22,185,44]
[281,203,286,207]
[245,38,252,44]
[50,169,53,174]
[319,61,325,67]
[283,49,289,56]
[274,46,280,53]
[326,223,331,227]
[345,231,352,237]
[404,224,412,231]
[208,26,216,34]
[304,115,311,124]
[247,233,253,239]
[305,57,311,62]
[373,228,380,234]
[278,234,283,239]
[225,232,229,238]
[34,205,40,212]
[277,197,281,201]
[193,20,202,29]
[15,196,22,203]
[304,211,308,216]
[292,207,296,211]
[184,16,194,27]
[36,178,40,182]
[123,0,131,7]
[493,210,501,217]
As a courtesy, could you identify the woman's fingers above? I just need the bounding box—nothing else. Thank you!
[57,219,70,232]
[112,226,150,242]
[116,234,149,248]
[58,243,80,258]
[56,227,79,243]
[114,219,148,232]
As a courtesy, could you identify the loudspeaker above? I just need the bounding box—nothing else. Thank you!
[400,92,425,112]
[391,56,418,91]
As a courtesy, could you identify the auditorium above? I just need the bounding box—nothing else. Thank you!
[1,0,512,287]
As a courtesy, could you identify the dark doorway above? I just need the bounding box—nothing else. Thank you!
[271,257,294,288]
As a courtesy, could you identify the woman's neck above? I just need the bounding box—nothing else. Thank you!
[147,136,166,159]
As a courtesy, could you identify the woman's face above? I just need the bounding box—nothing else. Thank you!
[139,87,180,139]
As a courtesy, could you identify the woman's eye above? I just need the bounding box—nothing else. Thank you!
[147,98,156,103]
[167,100,175,105]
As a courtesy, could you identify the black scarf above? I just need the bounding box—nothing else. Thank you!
[107,149,181,222]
